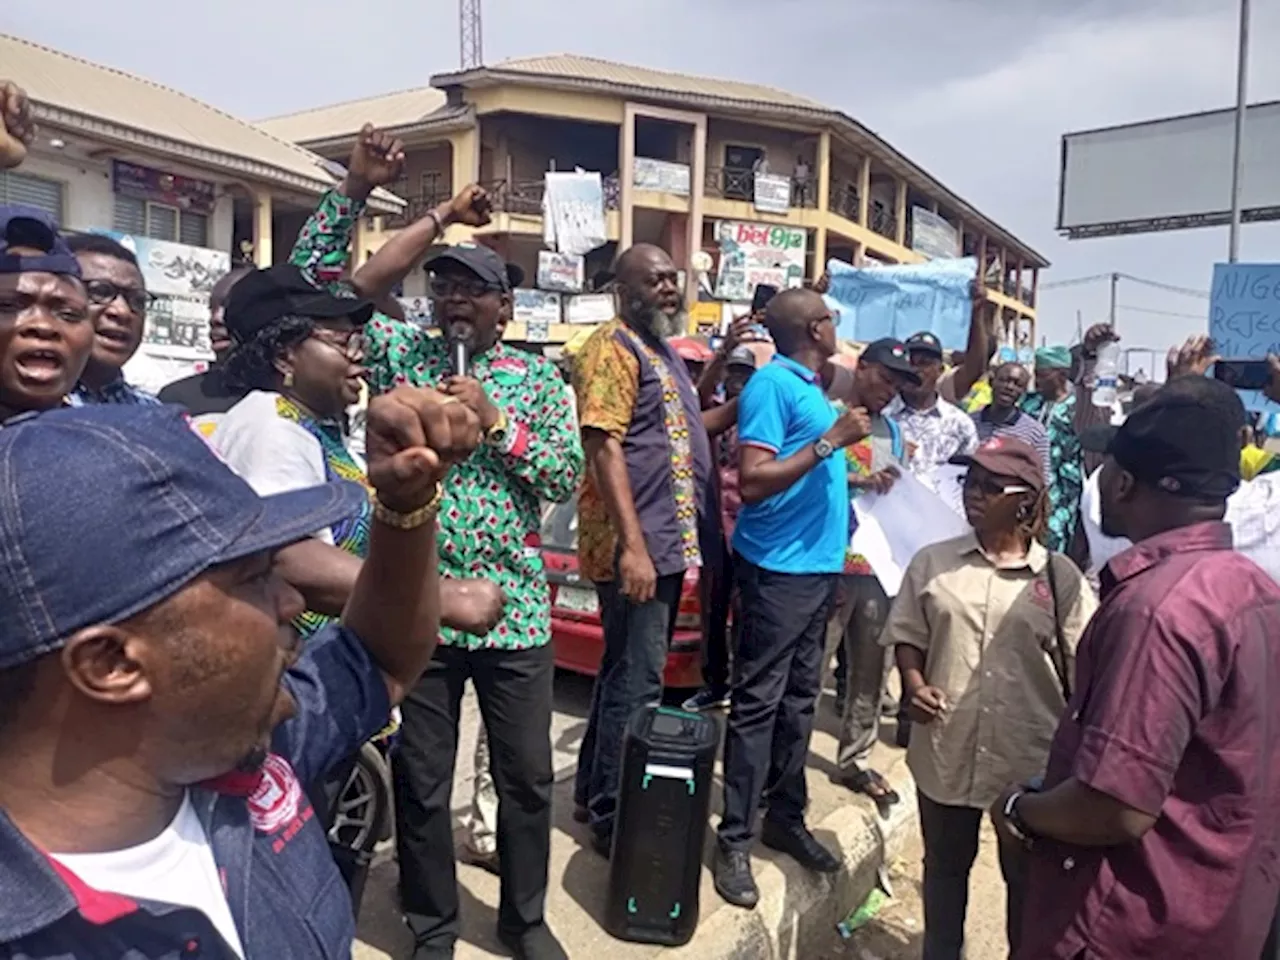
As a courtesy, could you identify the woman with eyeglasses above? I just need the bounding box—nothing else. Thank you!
[65,233,160,405]
[879,436,1096,960]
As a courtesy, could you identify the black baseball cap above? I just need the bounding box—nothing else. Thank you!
[1081,377,1243,500]
[726,345,757,370]
[0,204,80,278]
[860,338,922,385]
[224,264,375,344]
[426,243,524,291]
[905,331,944,359]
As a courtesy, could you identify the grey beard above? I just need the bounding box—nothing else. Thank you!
[627,299,688,340]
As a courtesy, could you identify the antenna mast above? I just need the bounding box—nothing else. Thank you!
[460,0,482,69]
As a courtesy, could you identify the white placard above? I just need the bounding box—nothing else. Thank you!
[850,470,970,596]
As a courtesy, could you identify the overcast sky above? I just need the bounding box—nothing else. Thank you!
[9,0,1279,365]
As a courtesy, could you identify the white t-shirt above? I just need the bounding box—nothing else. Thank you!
[50,793,245,958]
[211,391,365,545]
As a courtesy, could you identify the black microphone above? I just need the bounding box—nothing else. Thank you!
[448,321,475,378]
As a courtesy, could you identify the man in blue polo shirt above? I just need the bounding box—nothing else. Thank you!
[714,288,919,907]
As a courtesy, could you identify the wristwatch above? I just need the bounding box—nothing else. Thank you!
[1002,790,1036,845]
[485,409,509,449]
[814,437,835,460]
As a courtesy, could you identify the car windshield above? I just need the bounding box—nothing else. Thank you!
[541,495,579,550]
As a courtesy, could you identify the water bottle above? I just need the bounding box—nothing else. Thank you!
[1092,340,1119,408]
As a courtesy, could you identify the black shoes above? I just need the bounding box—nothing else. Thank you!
[714,847,760,909]
[497,923,568,960]
[761,820,842,874]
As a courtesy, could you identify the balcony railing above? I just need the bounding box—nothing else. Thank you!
[705,165,755,202]
[383,190,454,230]
[870,204,898,240]
[829,180,861,222]
[702,167,818,210]
[481,178,546,216]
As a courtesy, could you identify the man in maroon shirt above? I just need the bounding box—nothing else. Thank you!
[992,376,1280,960]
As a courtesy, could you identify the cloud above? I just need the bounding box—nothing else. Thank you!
[6,0,1278,353]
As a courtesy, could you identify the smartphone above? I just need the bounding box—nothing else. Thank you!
[750,283,778,315]
[1214,359,1271,391]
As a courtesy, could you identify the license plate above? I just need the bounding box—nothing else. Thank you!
[556,584,599,614]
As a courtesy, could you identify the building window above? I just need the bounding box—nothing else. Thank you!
[113,196,209,247]
[0,171,64,223]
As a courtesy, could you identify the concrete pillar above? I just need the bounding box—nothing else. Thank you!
[812,131,832,280]
[620,104,637,250]
[857,156,871,227]
[686,114,707,307]
[252,188,273,267]
[895,178,908,246]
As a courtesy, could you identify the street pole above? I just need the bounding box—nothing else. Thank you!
[1109,272,1118,330]
[1228,0,1251,263]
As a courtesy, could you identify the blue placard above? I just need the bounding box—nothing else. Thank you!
[1209,262,1280,413]
[824,257,976,350]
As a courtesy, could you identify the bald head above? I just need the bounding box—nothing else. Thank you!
[615,243,672,286]
[614,243,684,339]
[764,288,834,359]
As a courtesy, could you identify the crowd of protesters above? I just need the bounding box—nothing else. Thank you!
[2,76,1280,960]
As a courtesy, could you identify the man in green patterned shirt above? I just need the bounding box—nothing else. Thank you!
[289,166,582,960]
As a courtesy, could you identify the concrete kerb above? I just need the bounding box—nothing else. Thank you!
[665,759,919,960]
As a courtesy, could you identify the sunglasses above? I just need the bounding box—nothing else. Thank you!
[963,473,1032,498]
[429,276,504,299]
[309,329,366,361]
[84,279,156,314]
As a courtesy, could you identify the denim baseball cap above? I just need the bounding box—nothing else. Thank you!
[0,405,366,669]
[0,204,81,278]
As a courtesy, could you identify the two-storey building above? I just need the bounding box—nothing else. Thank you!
[2,32,402,389]
[261,54,1046,351]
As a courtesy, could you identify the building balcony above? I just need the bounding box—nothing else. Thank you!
[829,180,861,223]
[382,190,454,230]
[702,166,818,211]
[870,204,898,241]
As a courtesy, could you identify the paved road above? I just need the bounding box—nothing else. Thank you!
[353,666,598,958]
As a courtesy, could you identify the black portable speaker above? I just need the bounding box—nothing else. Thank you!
[603,705,719,945]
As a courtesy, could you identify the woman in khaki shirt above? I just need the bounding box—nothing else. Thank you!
[881,436,1096,960]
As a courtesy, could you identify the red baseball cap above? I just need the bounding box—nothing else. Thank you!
[960,436,1045,492]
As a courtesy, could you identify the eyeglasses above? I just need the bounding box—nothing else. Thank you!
[963,473,1033,498]
[309,329,366,361]
[83,279,156,314]
[430,276,503,299]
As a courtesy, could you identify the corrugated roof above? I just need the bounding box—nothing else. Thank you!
[1,32,398,203]
[467,54,826,111]
[257,87,449,145]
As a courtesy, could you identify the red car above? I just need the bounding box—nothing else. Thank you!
[540,495,705,689]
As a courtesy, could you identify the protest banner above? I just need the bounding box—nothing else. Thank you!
[824,256,977,349]
[1209,263,1280,411]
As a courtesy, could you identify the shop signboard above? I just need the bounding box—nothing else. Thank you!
[514,288,562,335]
[537,250,585,293]
[633,157,691,196]
[713,220,807,302]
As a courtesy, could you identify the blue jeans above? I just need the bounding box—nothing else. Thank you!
[573,573,683,840]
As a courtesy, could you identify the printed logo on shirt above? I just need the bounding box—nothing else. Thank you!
[247,754,303,834]
[1031,578,1053,610]
[490,356,528,387]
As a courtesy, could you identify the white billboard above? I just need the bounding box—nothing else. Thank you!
[1058,100,1280,239]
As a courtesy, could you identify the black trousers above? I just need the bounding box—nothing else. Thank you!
[918,792,1028,960]
[699,530,735,693]
[718,559,836,851]
[394,643,555,951]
